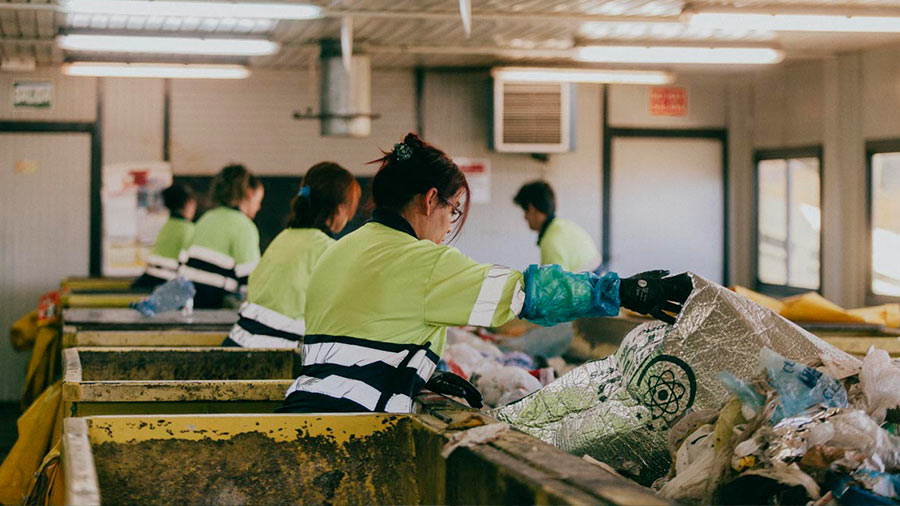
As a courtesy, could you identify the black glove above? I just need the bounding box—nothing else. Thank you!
[619,270,693,324]
[425,371,483,409]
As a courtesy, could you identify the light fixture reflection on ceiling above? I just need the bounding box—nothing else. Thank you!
[59,0,321,20]
[57,34,279,56]
[491,67,674,85]
[62,62,250,79]
[576,45,784,64]
[689,12,900,33]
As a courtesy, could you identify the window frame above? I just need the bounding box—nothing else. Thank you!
[865,139,900,304]
[753,146,824,297]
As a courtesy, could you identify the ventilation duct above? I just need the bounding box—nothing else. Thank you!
[319,39,371,137]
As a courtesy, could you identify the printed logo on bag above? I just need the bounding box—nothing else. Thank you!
[634,354,696,428]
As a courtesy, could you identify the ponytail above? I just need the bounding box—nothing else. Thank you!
[287,162,360,235]
[210,164,261,207]
[369,132,470,240]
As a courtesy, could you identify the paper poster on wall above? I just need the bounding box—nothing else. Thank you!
[649,86,687,117]
[455,158,491,204]
[13,81,52,109]
[102,161,172,276]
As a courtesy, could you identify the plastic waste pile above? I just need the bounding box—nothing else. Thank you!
[441,327,557,408]
[130,277,195,317]
[657,346,900,505]
[495,273,859,486]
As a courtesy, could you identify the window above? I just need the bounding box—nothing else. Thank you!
[869,146,900,298]
[755,149,822,293]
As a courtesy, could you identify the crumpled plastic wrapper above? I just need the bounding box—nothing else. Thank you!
[494,273,860,485]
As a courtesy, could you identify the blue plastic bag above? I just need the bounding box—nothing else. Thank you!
[760,347,848,423]
[520,264,620,327]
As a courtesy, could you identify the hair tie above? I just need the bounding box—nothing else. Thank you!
[393,142,413,161]
[298,186,311,198]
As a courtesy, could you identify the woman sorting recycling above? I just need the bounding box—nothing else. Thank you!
[132,183,197,290]
[179,164,264,309]
[224,162,361,348]
[279,133,692,414]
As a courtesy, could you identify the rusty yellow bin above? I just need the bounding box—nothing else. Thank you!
[63,328,228,348]
[62,292,146,308]
[62,413,667,506]
[61,276,138,294]
[797,322,900,357]
[62,347,300,416]
[63,308,238,333]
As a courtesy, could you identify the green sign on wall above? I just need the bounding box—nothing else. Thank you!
[13,81,53,109]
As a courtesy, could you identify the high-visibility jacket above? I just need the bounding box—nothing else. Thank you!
[281,209,525,414]
[134,215,194,288]
[538,217,601,272]
[178,206,260,308]
[225,228,333,348]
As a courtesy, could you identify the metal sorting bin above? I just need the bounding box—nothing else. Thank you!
[61,277,138,294]
[63,329,228,348]
[62,347,299,416]
[62,292,146,308]
[62,308,238,332]
[62,412,668,506]
[796,322,900,357]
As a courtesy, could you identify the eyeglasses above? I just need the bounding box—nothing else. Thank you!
[441,197,463,223]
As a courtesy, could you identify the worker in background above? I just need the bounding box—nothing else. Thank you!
[514,180,601,273]
[278,132,691,414]
[179,164,264,309]
[223,162,361,348]
[132,183,197,290]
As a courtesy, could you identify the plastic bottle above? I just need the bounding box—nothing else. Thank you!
[131,277,196,317]
[760,347,848,423]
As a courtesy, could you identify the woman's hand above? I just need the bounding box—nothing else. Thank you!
[425,371,484,408]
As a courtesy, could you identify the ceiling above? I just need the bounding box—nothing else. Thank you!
[4,0,900,70]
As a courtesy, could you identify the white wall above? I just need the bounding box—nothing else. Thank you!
[423,71,603,270]
[745,55,898,307]
[103,77,165,165]
[0,68,97,402]
[0,69,96,122]
[608,76,728,129]
[169,69,416,175]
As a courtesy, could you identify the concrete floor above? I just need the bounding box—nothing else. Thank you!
[0,403,20,464]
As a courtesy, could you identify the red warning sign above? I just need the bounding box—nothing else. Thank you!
[649,87,688,117]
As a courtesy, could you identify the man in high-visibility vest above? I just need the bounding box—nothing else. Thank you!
[514,180,601,273]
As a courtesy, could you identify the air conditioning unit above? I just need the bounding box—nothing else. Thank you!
[492,79,573,153]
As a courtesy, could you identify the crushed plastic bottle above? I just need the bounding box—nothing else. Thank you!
[760,347,848,423]
[131,277,195,317]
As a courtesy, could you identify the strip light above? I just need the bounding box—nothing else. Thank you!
[491,67,674,85]
[62,62,250,79]
[690,12,900,33]
[58,34,279,56]
[59,0,321,20]
[576,45,783,65]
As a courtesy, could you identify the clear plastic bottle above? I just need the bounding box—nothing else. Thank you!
[131,277,196,317]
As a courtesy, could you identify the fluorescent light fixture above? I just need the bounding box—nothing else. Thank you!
[491,67,674,85]
[690,12,900,33]
[576,45,783,65]
[59,0,321,20]
[62,62,250,79]
[58,34,279,56]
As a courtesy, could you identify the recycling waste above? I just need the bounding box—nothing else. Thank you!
[492,273,900,506]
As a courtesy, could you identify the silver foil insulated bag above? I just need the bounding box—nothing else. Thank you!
[494,273,858,485]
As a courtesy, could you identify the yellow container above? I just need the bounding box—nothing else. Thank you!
[62,347,299,416]
[63,308,238,333]
[60,277,136,293]
[63,413,667,506]
[63,328,228,348]
[62,292,146,308]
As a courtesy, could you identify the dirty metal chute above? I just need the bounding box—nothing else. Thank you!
[320,39,372,137]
